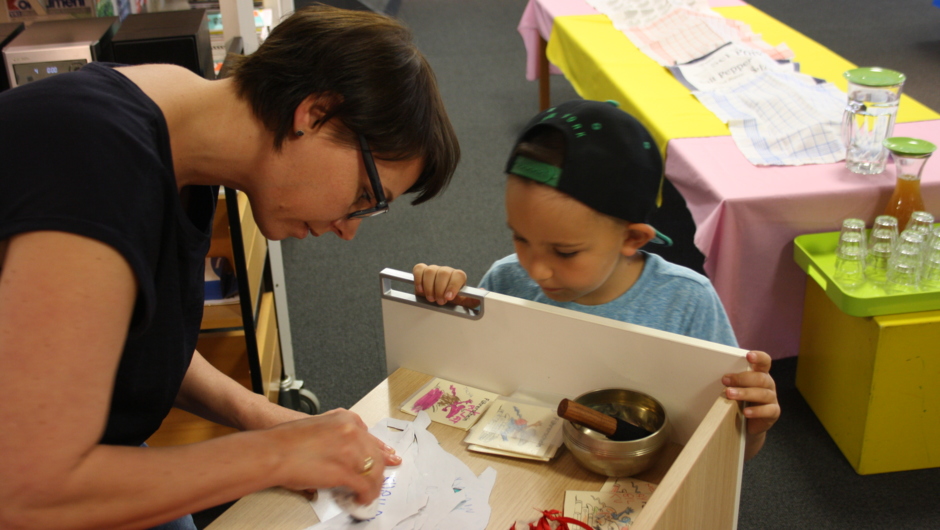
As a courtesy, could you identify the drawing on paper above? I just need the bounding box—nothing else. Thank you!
[463,398,564,460]
[565,479,658,530]
[399,377,499,430]
[494,405,542,445]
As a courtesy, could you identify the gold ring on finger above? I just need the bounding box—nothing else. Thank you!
[360,456,374,475]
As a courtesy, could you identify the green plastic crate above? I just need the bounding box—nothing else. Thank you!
[793,229,940,317]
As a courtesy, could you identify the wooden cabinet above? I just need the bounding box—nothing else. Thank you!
[147,189,282,447]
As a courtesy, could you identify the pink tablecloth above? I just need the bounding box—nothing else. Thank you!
[665,120,940,359]
[517,0,747,81]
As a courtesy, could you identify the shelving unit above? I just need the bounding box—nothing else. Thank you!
[146,189,282,447]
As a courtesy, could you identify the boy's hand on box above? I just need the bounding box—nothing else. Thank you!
[412,263,478,308]
[722,350,779,459]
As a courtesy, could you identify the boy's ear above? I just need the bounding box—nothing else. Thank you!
[621,223,656,256]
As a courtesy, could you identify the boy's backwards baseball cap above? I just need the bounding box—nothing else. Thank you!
[505,99,672,246]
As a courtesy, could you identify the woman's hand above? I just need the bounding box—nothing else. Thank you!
[267,409,400,504]
[722,350,780,460]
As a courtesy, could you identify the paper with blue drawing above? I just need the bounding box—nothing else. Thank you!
[463,397,564,462]
[564,477,658,530]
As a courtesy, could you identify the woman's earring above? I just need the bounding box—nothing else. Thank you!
[295,130,305,137]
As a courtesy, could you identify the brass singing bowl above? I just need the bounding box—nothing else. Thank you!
[562,387,669,477]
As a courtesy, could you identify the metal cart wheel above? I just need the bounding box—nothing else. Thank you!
[297,388,321,415]
[279,375,321,415]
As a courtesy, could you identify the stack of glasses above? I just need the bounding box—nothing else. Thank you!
[833,212,940,293]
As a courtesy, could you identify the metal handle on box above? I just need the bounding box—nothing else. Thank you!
[379,268,485,320]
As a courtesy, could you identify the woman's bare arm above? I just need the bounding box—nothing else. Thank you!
[174,350,310,432]
[0,231,387,529]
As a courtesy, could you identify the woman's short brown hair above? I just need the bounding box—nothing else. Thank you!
[229,4,459,205]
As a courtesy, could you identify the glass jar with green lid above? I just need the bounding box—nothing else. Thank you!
[842,67,906,175]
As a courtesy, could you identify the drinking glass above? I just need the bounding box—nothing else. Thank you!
[926,225,940,253]
[886,235,924,294]
[922,246,940,291]
[872,215,899,242]
[905,211,935,237]
[840,218,867,261]
[840,218,866,236]
[865,229,896,286]
[833,232,866,289]
[898,229,927,254]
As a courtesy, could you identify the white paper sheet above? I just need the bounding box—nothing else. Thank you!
[671,42,795,92]
[586,0,711,29]
[585,0,791,66]
[306,412,497,530]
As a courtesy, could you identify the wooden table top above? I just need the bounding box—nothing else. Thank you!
[207,368,680,529]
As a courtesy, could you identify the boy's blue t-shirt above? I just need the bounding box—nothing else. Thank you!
[478,251,738,347]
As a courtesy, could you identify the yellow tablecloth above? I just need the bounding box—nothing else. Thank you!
[546,6,940,153]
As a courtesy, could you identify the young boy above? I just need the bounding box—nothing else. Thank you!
[414,99,778,460]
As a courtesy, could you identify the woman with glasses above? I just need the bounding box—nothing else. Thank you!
[0,5,459,530]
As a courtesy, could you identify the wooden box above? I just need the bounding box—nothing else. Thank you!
[379,269,749,529]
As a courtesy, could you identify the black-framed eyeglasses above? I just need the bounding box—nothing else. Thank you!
[347,135,389,220]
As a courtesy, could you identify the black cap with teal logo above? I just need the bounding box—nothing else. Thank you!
[505,99,672,245]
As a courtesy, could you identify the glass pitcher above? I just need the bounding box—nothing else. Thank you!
[842,67,906,175]
[883,137,936,231]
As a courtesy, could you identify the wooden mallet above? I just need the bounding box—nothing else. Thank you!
[557,398,654,441]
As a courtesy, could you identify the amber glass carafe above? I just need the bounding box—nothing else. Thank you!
[882,137,936,230]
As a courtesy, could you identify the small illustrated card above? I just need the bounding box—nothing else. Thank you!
[399,377,499,430]
[463,397,564,461]
[599,477,658,495]
[564,478,658,530]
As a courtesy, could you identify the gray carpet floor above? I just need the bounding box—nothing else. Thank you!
[273,1,940,528]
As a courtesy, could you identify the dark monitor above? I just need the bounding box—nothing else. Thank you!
[297,0,400,14]
[111,9,214,80]
[0,22,25,91]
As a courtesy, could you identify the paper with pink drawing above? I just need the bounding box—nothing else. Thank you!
[399,378,499,430]
[563,478,658,530]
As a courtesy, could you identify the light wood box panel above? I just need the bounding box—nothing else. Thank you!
[203,190,266,331]
[240,192,268,313]
[207,190,235,266]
